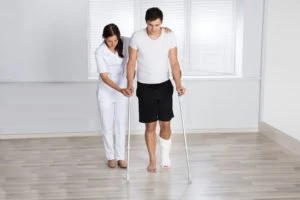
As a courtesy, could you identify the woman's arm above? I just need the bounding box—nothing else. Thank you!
[100,72,127,95]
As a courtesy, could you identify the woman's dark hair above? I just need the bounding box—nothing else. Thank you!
[145,7,163,22]
[102,23,124,58]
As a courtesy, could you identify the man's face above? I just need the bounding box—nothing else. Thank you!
[146,18,162,35]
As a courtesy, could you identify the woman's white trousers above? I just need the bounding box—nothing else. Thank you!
[97,100,127,160]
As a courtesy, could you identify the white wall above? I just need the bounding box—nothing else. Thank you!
[0,0,263,135]
[0,0,88,82]
[261,0,300,141]
[0,79,260,134]
[0,83,99,134]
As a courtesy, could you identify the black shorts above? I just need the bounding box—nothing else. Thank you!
[136,79,174,123]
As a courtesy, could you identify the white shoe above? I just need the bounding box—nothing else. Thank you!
[159,136,171,168]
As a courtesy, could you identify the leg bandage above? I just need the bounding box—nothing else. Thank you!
[159,136,171,168]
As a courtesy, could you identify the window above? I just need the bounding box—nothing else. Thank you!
[88,0,243,79]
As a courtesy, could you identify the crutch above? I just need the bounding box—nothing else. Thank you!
[126,97,131,182]
[178,90,192,184]
[126,72,136,182]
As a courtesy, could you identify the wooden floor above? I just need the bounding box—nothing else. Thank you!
[1,133,300,200]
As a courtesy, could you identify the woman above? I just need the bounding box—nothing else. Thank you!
[95,23,129,169]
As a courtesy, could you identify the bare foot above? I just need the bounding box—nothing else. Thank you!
[147,161,157,173]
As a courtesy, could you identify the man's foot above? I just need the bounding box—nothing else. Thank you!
[159,137,171,168]
[147,161,157,173]
[161,158,171,168]
[161,161,171,168]
[107,160,116,168]
[117,160,127,169]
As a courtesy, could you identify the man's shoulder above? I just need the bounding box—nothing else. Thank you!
[132,29,147,38]
[163,31,176,39]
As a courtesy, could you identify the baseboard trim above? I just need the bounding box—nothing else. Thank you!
[259,122,300,156]
[0,128,258,140]
[0,132,101,139]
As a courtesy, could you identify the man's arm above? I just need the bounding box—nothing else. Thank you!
[169,47,186,96]
[125,47,138,96]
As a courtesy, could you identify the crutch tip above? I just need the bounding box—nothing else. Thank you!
[188,179,192,184]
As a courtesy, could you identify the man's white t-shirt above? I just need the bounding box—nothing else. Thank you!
[95,37,129,101]
[130,29,177,84]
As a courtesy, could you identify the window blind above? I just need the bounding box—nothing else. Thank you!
[88,0,243,79]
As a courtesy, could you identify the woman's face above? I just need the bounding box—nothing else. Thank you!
[105,35,118,50]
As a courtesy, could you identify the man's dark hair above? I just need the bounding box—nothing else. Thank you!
[145,7,163,22]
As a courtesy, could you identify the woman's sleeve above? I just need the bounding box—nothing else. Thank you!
[95,48,107,73]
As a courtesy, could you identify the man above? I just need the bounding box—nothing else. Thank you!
[125,7,185,173]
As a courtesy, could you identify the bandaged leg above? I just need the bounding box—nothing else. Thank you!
[159,136,171,168]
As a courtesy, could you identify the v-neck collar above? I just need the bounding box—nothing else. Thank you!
[104,42,118,56]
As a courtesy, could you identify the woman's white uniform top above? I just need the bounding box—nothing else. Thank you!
[95,37,129,101]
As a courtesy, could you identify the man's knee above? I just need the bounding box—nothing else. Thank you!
[159,121,171,131]
[145,122,157,133]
